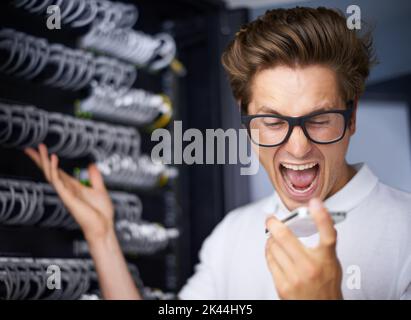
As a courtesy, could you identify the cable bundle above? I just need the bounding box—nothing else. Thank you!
[142,287,176,300]
[110,190,143,222]
[0,102,141,159]
[90,154,178,190]
[79,25,176,72]
[0,257,93,300]
[78,84,172,127]
[74,220,179,256]
[116,220,179,255]
[0,28,137,90]
[12,0,138,29]
[0,178,143,229]
[3,0,182,299]
[12,0,176,72]
[0,256,152,300]
[0,178,76,228]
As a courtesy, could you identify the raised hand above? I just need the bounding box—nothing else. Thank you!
[25,144,115,243]
[25,144,142,299]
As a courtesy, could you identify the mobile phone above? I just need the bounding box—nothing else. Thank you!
[265,207,346,238]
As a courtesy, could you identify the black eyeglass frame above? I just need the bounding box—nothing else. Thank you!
[241,100,354,147]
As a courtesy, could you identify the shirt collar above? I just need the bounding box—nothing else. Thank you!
[262,163,379,216]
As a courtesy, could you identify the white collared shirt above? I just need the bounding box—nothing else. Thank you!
[178,163,411,300]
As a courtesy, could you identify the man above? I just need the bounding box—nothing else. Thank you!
[25,7,411,300]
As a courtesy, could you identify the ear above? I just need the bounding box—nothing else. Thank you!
[349,98,358,135]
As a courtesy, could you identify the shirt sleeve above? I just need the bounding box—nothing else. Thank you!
[177,212,234,300]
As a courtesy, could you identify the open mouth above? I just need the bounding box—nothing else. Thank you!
[279,162,320,201]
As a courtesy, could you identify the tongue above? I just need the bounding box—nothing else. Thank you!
[284,166,317,188]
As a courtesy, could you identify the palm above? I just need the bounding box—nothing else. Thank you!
[81,186,113,220]
[61,170,114,221]
[24,145,115,239]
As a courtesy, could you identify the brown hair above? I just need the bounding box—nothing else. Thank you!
[221,7,377,113]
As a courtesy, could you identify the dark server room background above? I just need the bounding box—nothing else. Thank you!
[0,0,249,300]
[0,0,410,300]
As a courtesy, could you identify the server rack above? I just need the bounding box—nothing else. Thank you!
[0,0,249,298]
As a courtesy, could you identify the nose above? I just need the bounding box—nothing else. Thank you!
[283,126,313,158]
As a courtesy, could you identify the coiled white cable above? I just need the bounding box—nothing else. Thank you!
[79,84,172,126]
[79,25,176,72]
[0,102,141,159]
[92,154,177,190]
[13,0,138,29]
[0,28,137,90]
[0,178,143,228]
[0,257,96,300]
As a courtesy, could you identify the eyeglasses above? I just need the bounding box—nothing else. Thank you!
[241,101,354,147]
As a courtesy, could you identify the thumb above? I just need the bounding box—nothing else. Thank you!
[88,163,107,192]
[309,198,337,250]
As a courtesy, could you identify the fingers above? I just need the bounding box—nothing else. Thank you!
[49,154,98,229]
[265,238,287,281]
[38,144,52,182]
[25,145,86,193]
[266,215,308,262]
[25,145,101,234]
[265,236,297,278]
[24,147,42,168]
[58,168,83,191]
[309,198,337,253]
[25,144,52,182]
[49,154,68,195]
[88,163,107,192]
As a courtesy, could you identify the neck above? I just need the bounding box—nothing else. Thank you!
[327,162,357,199]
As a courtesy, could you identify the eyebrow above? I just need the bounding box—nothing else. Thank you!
[256,105,336,116]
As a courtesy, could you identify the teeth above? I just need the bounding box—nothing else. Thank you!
[281,162,318,171]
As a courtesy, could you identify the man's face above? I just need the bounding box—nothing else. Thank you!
[247,65,356,211]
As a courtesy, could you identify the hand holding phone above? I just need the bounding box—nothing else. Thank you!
[264,198,344,299]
